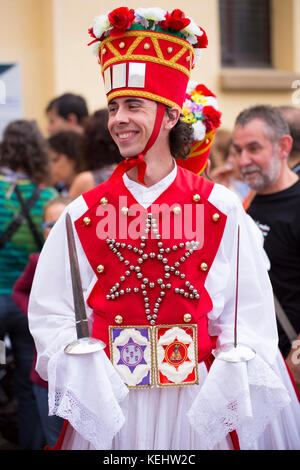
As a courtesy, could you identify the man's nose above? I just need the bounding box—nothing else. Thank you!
[113,106,130,124]
[237,149,251,167]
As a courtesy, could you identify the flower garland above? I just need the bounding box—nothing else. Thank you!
[88,6,208,55]
[182,82,221,142]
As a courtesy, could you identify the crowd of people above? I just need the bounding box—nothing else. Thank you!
[1,80,300,449]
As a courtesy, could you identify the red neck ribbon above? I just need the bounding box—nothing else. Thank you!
[109,102,166,185]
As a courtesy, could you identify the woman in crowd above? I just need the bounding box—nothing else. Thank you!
[0,119,57,449]
[48,130,84,195]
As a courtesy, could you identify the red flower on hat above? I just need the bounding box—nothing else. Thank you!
[196,27,208,48]
[88,27,97,39]
[108,7,135,37]
[160,9,191,32]
[203,106,222,131]
[195,84,216,98]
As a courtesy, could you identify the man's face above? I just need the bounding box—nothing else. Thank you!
[46,107,75,136]
[107,97,157,158]
[233,119,282,193]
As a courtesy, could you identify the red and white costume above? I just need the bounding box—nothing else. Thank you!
[28,163,300,450]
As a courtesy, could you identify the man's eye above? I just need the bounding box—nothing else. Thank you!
[249,146,260,153]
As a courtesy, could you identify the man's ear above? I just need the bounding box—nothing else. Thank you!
[164,107,180,131]
[278,134,293,160]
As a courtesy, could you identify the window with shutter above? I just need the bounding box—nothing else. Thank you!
[219,0,272,68]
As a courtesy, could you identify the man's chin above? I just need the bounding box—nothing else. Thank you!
[119,147,143,159]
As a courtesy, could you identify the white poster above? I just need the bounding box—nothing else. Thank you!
[0,63,23,139]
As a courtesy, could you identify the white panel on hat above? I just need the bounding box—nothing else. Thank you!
[128,63,146,88]
[112,63,127,89]
[104,67,112,94]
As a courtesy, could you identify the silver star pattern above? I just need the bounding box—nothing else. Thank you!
[105,212,200,325]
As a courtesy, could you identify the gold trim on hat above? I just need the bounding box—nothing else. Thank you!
[107,89,182,111]
[100,30,194,78]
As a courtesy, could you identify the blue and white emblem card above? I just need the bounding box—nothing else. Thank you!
[109,326,154,388]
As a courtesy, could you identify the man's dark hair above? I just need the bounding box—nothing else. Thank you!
[165,107,194,160]
[235,105,290,142]
[47,131,84,172]
[0,120,50,184]
[46,93,89,124]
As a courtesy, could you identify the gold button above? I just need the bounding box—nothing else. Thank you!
[96,264,105,274]
[173,206,181,215]
[115,315,123,325]
[100,197,108,205]
[144,43,150,49]
[167,47,173,53]
[83,217,91,226]
[119,41,125,49]
[193,194,201,203]
[200,262,208,272]
[183,313,192,323]
[121,206,129,215]
[212,213,220,222]
[102,48,106,55]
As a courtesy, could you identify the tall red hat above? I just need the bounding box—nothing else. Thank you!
[88,7,208,111]
[177,81,222,174]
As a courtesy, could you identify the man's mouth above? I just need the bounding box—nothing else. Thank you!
[242,167,261,177]
[116,130,138,141]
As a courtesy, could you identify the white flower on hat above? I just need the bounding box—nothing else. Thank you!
[192,120,206,141]
[194,48,203,63]
[93,13,110,38]
[91,41,101,57]
[186,80,197,94]
[135,7,166,28]
[205,96,219,108]
[182,17,202,37]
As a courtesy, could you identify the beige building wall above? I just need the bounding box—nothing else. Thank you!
[0,0,300,135]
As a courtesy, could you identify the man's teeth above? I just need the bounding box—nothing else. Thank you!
[119,132,134,138]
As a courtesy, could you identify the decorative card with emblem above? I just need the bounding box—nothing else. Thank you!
[154,325,199,387]
[109,324,198,389]
[109,326,154,388]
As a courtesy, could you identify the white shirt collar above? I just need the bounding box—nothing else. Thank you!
[123,160,177,208]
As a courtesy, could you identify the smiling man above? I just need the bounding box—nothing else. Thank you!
[28,8,300,451]
[233,105,300,378]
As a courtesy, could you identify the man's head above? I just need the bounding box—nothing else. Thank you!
[233,105,293,194]
[46,93,89,136]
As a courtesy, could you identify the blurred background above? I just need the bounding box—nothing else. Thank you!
[1,0,300,136]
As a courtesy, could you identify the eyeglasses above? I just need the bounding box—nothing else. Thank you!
[42,221,56,230]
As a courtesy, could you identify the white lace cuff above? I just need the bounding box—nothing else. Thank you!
[48,348,128,449]
[187,354,291,449]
